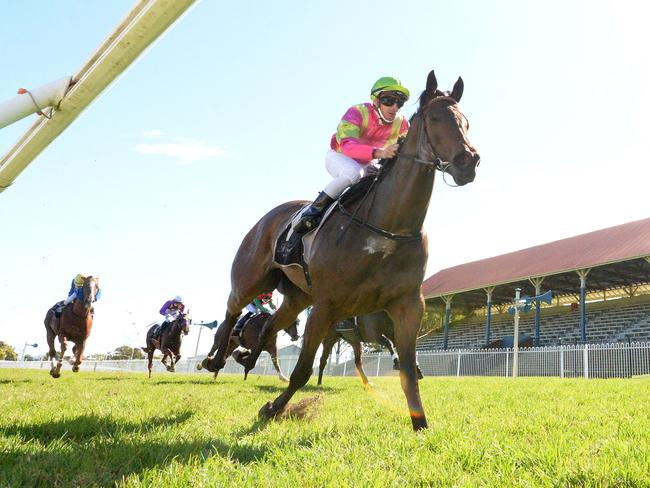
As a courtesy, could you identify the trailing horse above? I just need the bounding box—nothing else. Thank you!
[44,276,100,378]
[142,312,191,378]
[203,70,480,431]
[198,313,300,381]
[318,311,423,386]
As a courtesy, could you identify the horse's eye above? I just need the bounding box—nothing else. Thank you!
[428,115,439,122]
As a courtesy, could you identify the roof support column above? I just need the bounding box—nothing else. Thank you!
[529,277,545,346]
[483,287,495,346]
[576,269,591,343]
[442,295,454,350]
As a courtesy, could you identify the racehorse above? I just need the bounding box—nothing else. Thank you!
[142,312,191,378]
[197,313,300,381]
[44,276,100,378]
[317,311,423,386]
[202,70,480,431]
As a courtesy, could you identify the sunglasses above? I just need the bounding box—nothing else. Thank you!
[378,95,406,108]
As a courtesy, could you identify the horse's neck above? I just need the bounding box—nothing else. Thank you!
[72,300,88,317]
[359,115,435,235]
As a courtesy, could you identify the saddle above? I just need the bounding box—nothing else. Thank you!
[273,169,386,289]
[335,317,358,333]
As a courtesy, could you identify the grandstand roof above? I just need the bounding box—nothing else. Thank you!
[423,217,650,308]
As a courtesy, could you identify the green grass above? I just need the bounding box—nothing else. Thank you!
[1,369,649,487]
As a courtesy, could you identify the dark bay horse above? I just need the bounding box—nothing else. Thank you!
[142,312,191,378]
[203,70,480,431]
[197,313,300,381]
[318,311,423,386]
[44,276,100,378]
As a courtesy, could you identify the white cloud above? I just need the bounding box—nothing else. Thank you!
[133,138,225,165]
[140,129,163,137]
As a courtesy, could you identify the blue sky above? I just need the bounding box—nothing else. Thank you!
[1,0,649,357]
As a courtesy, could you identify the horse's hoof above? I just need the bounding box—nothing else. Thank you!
[196,363,203,371]
[363,381,373,389]
[258,401,278,421]
[50,370,60,379]
[169,369,175,373]
[72,366,79,373]
[279,375,289,382]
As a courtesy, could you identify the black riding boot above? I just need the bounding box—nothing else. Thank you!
[153,322,168,340]
[233,312,253,336]
[293,191,335,234]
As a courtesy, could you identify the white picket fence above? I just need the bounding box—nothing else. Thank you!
[2,342,649,379]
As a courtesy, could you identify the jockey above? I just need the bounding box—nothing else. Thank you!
[233,292,277,337]
[56,274,101,317]
[153,295,185,340]
[293,76,410,234]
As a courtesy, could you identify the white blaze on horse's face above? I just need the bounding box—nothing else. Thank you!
[362,236,397,258]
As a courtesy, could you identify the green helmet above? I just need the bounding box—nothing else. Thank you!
[370,76,410,100]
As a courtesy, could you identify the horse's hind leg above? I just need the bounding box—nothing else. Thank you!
[317,331,338,386]
[54,336,68,378]
[259,305,335,420]
[147,349,154,378]
[46,326,59,378]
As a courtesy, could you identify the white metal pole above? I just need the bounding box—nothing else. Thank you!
[513,288,521,378]
[194,324,203,358]
[0,77,72,130]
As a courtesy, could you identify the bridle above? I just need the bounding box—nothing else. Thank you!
[400,99,461,187]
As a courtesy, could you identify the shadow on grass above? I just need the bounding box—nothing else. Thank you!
[1,411,193,443]
[0,434,270,486]
[0,379,33,385]
[252,383,342,393]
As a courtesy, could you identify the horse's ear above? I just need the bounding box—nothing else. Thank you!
[450,76,464,102]
[418,70,439,108]
[425,70,438,94]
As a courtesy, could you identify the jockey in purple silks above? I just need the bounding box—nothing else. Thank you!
[153,295,185,340]
[293,76,410,234]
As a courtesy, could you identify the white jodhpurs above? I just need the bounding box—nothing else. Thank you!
[245,303,257,314]
[63,293,76,305]
[323,150,372,198]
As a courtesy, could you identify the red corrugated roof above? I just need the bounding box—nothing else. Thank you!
[423,217,650,298]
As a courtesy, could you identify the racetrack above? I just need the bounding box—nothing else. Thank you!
[1,369,649,486]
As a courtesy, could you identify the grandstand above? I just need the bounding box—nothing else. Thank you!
[419,217,650,350]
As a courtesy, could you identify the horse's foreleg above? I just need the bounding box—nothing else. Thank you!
[72,340,86,372]
[259,306,334,420]
[203,311,239,374]
[386,294,428,431]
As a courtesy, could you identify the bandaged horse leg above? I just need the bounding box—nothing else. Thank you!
[271,354,289,382]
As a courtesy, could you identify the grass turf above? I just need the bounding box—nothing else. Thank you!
[1,368,649,487]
